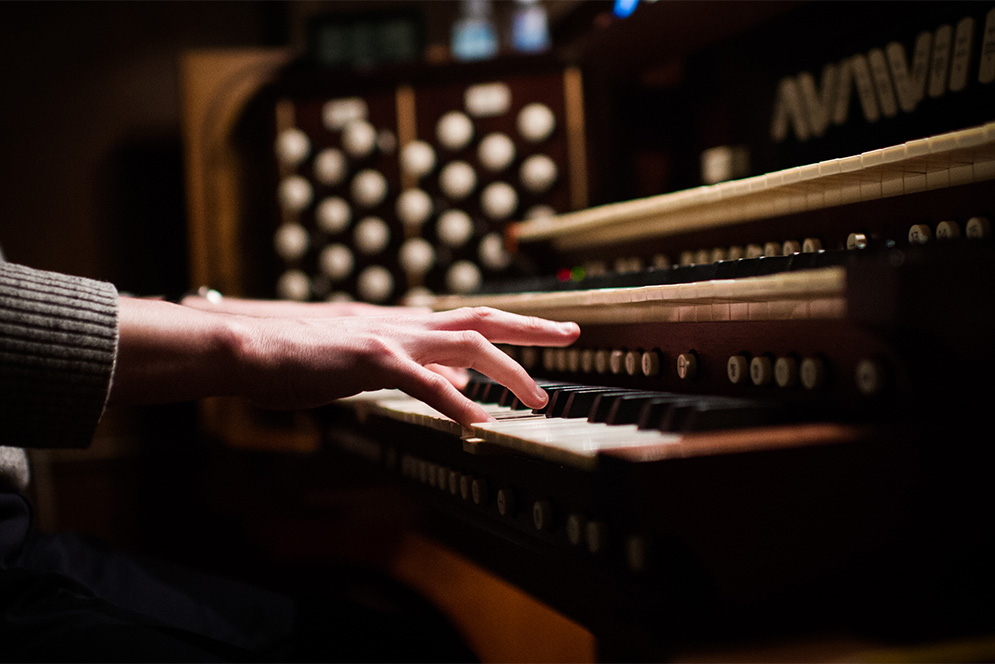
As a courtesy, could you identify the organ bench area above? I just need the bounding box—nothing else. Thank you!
[320,122,995,661]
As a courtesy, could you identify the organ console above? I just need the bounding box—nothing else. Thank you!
[181,2,995,660]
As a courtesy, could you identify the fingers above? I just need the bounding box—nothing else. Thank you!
[395,361,494,427]
[431,307,579,348]
[412,330,548,410]
[426,363,469,390]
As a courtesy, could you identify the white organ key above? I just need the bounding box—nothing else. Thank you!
[319,244,354,281]
[351,169,388,208]
[314,148,348,186]
[273,223,309,261]
[481,182,518,220]
[400,140,437,178]
[396,189,433,228]
[315,197,352,234]
[437,209,475,248]
[354,216,390,255]
[278,175,313,212]
[517,103,556,142]
[429,266,847,324]
[511,122,995,251]
[478,133,516,171]
[436,111,475,151]
[342,120,378,158]
[342,390,681,470]
[274,128,310,166]
[520,154,558,193]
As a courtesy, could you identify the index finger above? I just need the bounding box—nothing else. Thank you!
[431,307,580,347]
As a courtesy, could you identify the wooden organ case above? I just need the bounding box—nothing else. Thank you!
[181,2,995,661]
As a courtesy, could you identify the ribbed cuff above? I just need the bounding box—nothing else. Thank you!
[0,262,119,449]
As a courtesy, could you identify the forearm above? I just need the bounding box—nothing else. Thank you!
[109,296,243,406]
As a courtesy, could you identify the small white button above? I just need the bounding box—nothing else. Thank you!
[856,358,886,395]
[586,521,608,555]
[566,348,581,372]
[935,220,961,240]
[519,154,558,193]
[313,148,348,186]
[847,233,869,250]
[727,355,749,384]
[580,349,595,373]
[727,246,746,260]
[478,133,516,171]
[353,216,390,255]
[763,241,782,256]
[566,514,586,546]
[459,475,472,501]
[782,240,802,254]
[676,352,698,380]
[594,349,611,374]
[445,261,482,294]
[351,170,388,208]
[398,237,435,276]
[966,216,991,239]
[800,357,827,390]
[802,237,823,253]
[322,97,367,130]
[356,265,394,303]
[481,182,518,220]
[315,197,351,234]
[750,356,773,385]
[625,535,648,573]
[497,488,515,516]
[517,103,556,142]
[774,356,799,388]
[395,188,433,228]
[439,161,477,200]
[273,223,309,261]
[319,244,354,281]
[400,140,436,178]
[908,224,932,244]
[624,351,641,377]
[745,244,764,259]
[525,204,556,219]
[341,120,378,158]
[532,500,553,531]
[609,349,625,375]
[277,270,310,301]
[478,232,511,270]
[436,209,475,248]
[436,111,474,151]
[278,175,313,212]
[641,350,661,377]
[274,128,310,166]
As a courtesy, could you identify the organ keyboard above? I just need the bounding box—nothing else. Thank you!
[321,122,995,656]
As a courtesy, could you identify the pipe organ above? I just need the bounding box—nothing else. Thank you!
[182,2,995,659]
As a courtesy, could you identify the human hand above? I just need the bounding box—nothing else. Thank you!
[112,299,580,427]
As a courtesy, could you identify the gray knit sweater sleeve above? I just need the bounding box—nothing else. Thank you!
[0,262,119,451]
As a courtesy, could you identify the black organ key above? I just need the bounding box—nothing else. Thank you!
[535,384,603,416]
[588,391,661,424]
[559,388,639,419]
[635,395,702,430]
[604,393,675,426]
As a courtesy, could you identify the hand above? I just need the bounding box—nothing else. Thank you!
[112,299,580,427]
